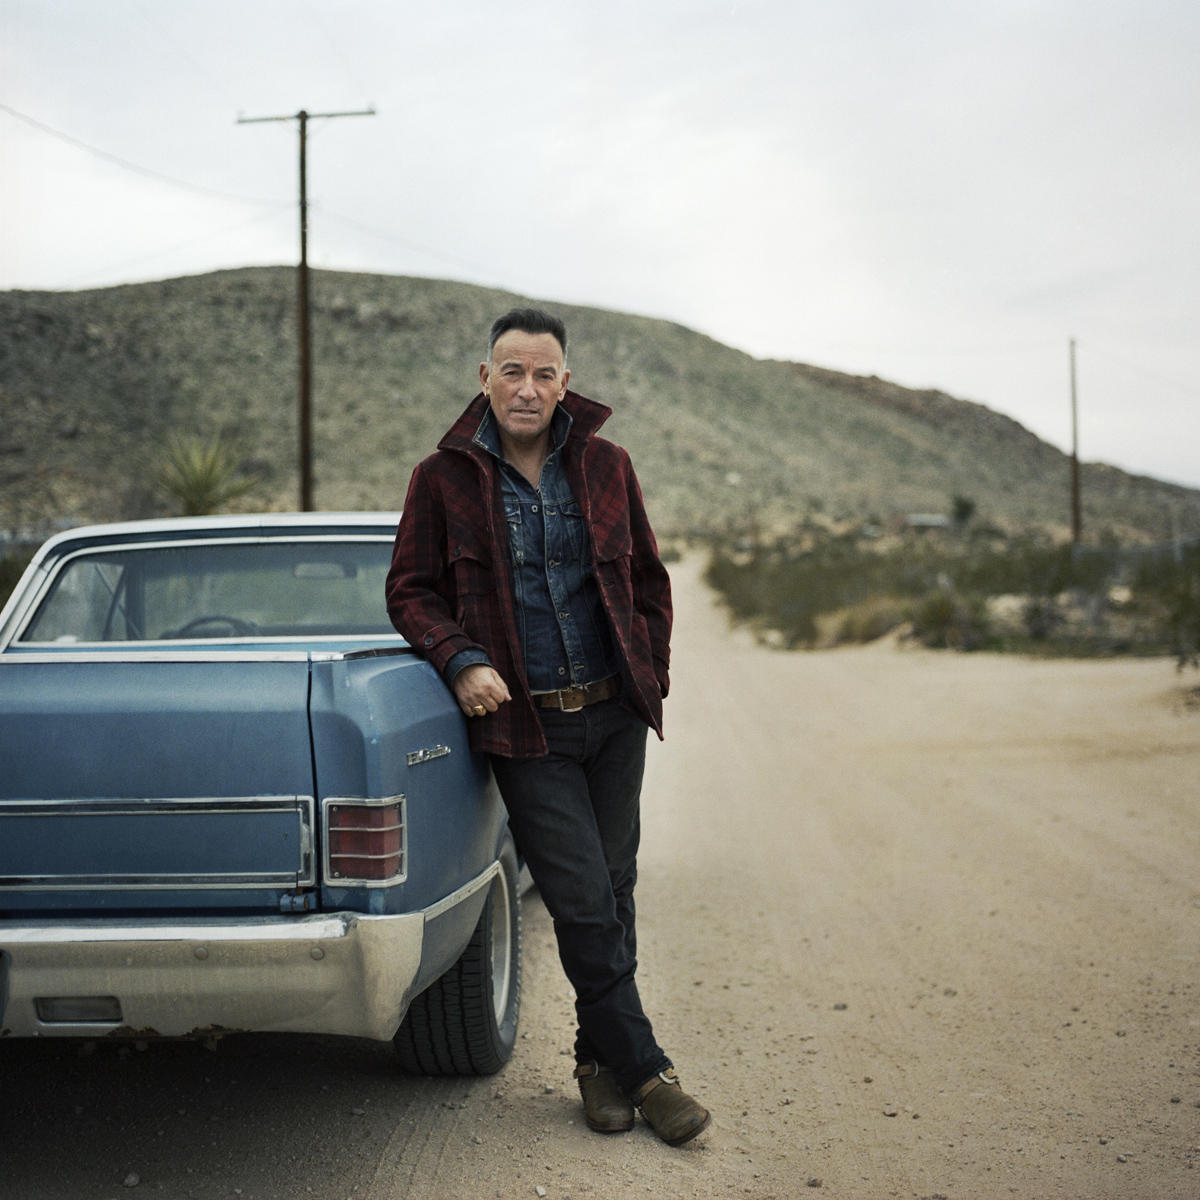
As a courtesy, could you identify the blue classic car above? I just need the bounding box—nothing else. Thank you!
[0,514,521,1073]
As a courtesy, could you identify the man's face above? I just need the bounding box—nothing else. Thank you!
[480,330,570,447]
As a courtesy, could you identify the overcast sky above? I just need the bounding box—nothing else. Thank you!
[3,0,1198,491]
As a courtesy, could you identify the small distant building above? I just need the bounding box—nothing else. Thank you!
[904,513,952,529]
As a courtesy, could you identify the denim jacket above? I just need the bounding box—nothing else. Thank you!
[445,406,621,691]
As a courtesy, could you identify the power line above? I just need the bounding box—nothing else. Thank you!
[1085,344,1200,402]
[0,102,286,207]
[793,338,1059,355]
[309,204,508,285]
[300,0,376,107]
[53,205,290,289]
[126,0,239,109]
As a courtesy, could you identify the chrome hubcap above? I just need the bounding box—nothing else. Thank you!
[489,866,512,1024]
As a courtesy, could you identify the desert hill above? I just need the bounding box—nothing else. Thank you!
[1,266,1195,541]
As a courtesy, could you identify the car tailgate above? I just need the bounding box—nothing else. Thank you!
[0,656,315,912]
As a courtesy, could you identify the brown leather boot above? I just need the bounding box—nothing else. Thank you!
[574,1060,635,1133]
[635,1069,711,1146]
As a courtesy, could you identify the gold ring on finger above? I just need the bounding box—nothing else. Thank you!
[472,704,486,716]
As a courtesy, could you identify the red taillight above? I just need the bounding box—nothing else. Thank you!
[327,801,404,881]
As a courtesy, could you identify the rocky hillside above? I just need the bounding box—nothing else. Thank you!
[1,267,1196,541]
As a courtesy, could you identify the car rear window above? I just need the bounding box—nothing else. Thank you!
[21,541,397,642]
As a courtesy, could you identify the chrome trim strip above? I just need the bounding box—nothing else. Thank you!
[40,533,397,559]
[1,873,301,889]
[27,1021,125,1035]
[8,633,405,650]
[27,513,403,549]
[421,860,500,923]
[0,796,315,890]
[0,562,49,649]
[0,913,358,944]
[1,651,314,664]
[297,798,314,884]
[321,795,407,888]
[0,797,307,811]
[311,645,413,663]
[0,863,500,945]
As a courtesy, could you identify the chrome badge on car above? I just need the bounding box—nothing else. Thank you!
[406,745,451,767]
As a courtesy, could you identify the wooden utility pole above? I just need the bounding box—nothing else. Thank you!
[238,106,374,511]
[1069,337,1081,544]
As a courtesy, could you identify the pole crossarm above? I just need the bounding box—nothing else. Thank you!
[237,108,376,124]
[237,105,375,512]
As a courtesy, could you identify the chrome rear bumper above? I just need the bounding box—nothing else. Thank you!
[0,863,498,1042]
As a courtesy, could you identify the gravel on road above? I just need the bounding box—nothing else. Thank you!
[2,555,1197,1198]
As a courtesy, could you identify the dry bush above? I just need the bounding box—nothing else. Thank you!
[832,597,908,644]
[705,526,1199,658]
[154,435,259,517]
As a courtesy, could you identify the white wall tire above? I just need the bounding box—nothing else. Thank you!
[394,832,522,1075]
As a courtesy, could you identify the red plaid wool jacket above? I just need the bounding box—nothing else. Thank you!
[385,390,672,758]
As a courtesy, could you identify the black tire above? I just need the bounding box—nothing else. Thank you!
[394,832,522,1075]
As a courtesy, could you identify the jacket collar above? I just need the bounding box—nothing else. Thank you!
[472,403,573,460]
[437,390,612,459]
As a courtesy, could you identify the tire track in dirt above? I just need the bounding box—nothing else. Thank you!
[5,554,1197,1199]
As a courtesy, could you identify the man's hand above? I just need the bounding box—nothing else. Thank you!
[452,664,512,718]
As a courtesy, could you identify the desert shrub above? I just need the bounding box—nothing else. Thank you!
[1131,543,1200,668]
[834,596,908,644]
[154,434,259,516]
[705,526,1198,657]
[911,590,990,649]
[1022,596,1064,640]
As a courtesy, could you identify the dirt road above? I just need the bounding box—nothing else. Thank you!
[3,555,1198,1199]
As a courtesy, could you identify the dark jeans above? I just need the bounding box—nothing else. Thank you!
[490,697,672,1096]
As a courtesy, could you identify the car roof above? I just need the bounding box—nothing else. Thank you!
[32,513,403,563]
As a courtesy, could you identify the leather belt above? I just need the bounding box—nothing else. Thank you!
[534,675,621,712]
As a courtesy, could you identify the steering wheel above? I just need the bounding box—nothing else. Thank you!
[167,615,258,639]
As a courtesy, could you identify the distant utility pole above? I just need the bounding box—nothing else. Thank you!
[237,106,375,511]
[1069,337,1081,544]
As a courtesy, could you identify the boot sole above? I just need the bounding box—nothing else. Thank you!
[660,1108,712,1147]
[586,1116,635,1133]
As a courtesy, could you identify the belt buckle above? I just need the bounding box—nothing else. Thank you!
[558,687,585,713]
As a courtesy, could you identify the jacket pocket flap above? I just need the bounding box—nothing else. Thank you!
[448,543,495,594]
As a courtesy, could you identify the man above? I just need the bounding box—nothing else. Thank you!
[386,308,710,1146]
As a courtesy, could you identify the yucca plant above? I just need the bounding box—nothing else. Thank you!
[155,435,259,516]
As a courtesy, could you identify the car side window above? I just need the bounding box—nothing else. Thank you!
[21,558,129,643]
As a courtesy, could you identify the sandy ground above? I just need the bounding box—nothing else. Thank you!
[2,554,1199,1199]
